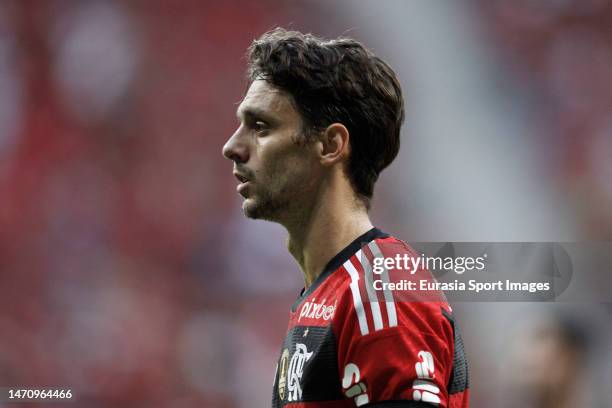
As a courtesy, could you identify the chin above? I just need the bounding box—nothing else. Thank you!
[242,197,283,221]
[242,201,260,219]
[242,198,265,220]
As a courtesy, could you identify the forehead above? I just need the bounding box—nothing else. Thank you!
[237,79,298,119]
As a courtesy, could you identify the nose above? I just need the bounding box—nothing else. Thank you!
[222,128,249,163]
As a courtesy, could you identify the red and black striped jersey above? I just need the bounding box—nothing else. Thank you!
[272,228,469,408]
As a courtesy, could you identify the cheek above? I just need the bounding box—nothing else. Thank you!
[267,149,319,190]
[254,130,321,188]
[286,158,322,195]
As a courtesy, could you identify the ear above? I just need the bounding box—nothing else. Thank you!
[318,123,350,167]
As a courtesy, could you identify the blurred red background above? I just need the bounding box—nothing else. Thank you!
[0,1,611,407]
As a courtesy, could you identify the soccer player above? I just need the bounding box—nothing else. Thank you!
[222,28,469,408]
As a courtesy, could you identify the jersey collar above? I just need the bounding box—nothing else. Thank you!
[291,227,389,312]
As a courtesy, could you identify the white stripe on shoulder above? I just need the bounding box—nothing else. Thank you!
[343,258,370,335]
[356,249,384,331]
[367,240,398,327]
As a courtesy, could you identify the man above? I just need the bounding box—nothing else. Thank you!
[223,28,469,407]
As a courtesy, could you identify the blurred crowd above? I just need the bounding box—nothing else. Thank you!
[0,1,610,407]
[481,0,612,238]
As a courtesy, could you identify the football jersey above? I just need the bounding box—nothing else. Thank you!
[271,228,469,407]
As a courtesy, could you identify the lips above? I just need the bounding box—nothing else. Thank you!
[233,172,249,183]
[233,171,252,196]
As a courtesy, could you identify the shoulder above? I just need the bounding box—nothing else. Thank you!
[331,235,453,340]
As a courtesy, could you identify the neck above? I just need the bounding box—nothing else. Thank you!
[284,181,373,288]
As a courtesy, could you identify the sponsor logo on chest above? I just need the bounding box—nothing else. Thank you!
[298,298,337,322]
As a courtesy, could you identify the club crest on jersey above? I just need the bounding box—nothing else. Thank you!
[287,343,313,401]
[298,298,337,322]
[278,348,290,400]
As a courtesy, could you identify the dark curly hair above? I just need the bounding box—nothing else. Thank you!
[247,28,405,209]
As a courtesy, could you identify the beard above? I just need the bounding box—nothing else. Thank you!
[242,181,292,221]
[242,171,319,225]
[237,151,320,224]
[243,193,289,220]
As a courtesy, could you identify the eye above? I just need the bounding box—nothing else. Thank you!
[253,120,269,134]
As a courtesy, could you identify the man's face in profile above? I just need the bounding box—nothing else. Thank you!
[223,79,323,222]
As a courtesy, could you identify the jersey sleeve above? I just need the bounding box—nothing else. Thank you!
[334,283,456,407]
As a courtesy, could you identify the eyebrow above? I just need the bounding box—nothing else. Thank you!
[236,107,276,123]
